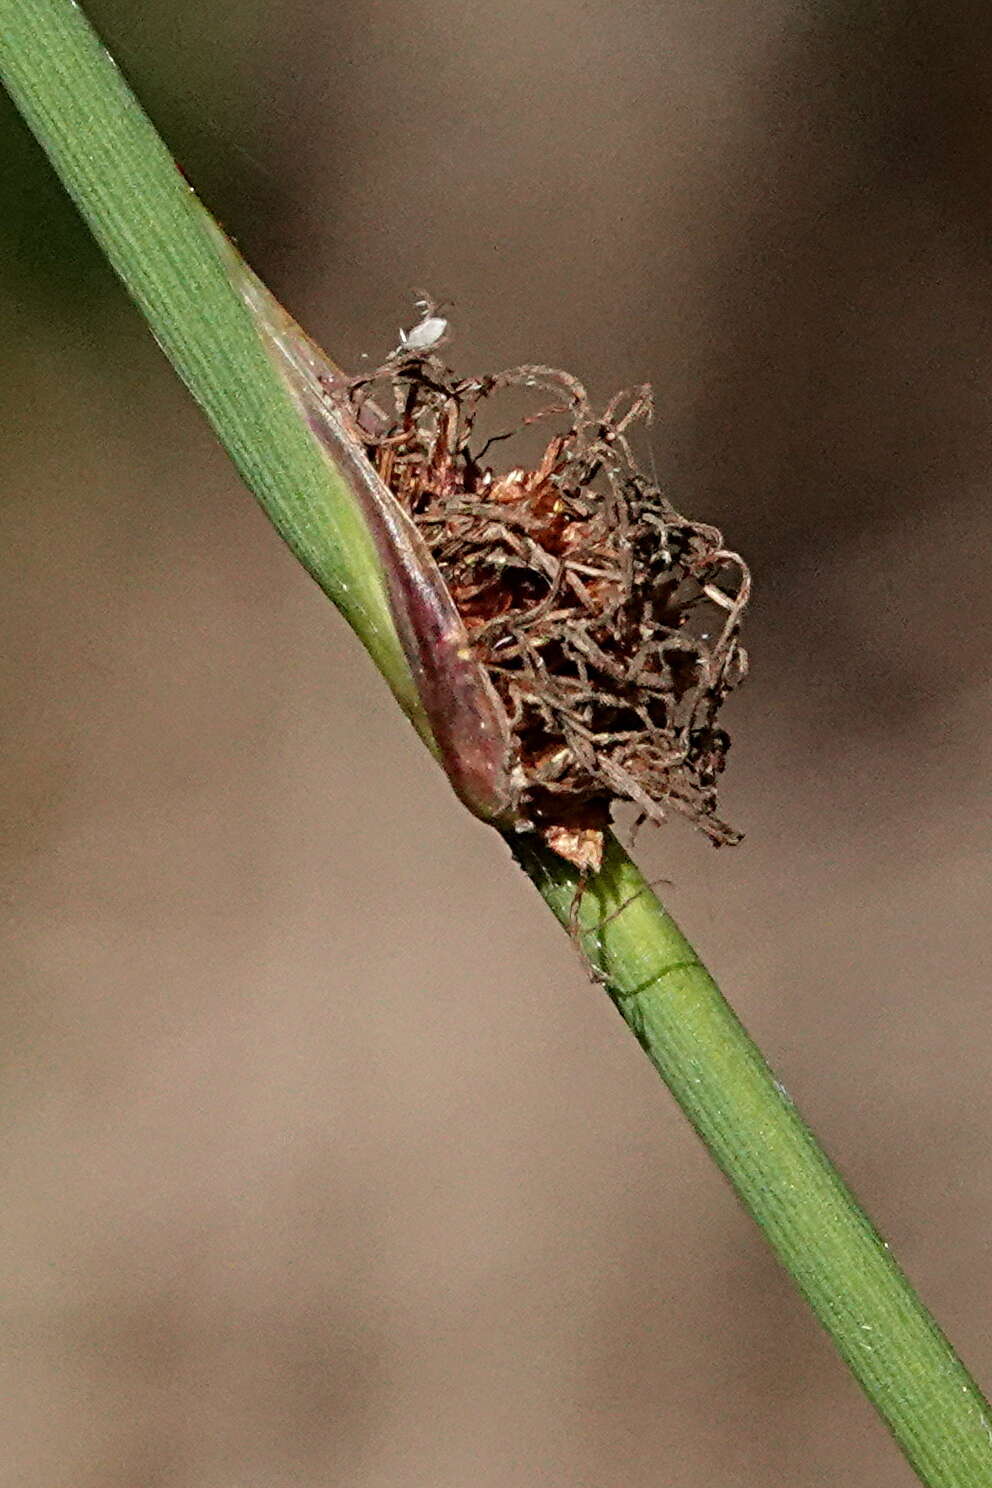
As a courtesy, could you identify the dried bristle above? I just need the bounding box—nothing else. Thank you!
[348,350,750,861]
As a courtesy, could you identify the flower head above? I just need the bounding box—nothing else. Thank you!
[227,248,749,872]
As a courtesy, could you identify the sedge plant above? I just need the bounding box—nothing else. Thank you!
[1,1,990,1483]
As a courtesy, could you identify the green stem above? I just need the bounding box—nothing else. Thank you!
[513,831,992,1486]
[1,1,989,1482]
[0,0,423,730]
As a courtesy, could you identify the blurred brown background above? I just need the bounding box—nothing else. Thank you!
[3,3,992,1485]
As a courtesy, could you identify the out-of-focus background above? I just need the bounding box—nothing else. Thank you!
[3,3,992,1485]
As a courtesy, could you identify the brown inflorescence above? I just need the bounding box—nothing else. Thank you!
[346,343,750,871]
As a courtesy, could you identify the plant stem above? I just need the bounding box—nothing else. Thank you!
[513,830,992,1486]
[1,1,990,1482]
[0,0,424,732]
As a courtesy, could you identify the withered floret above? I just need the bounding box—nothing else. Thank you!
[347,347,750,870]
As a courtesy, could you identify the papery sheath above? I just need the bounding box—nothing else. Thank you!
[212,226,520,826]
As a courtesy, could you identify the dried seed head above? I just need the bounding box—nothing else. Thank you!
[345,333,751,871]
[227,227,750,871]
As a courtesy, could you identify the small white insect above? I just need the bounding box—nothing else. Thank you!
[397,314,448,353]
[393,294,449,356]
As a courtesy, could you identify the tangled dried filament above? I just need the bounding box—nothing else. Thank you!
[347,349,750,871]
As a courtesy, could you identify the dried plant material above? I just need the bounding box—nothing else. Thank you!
[340,334,750,872]
[230,246,749,869]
